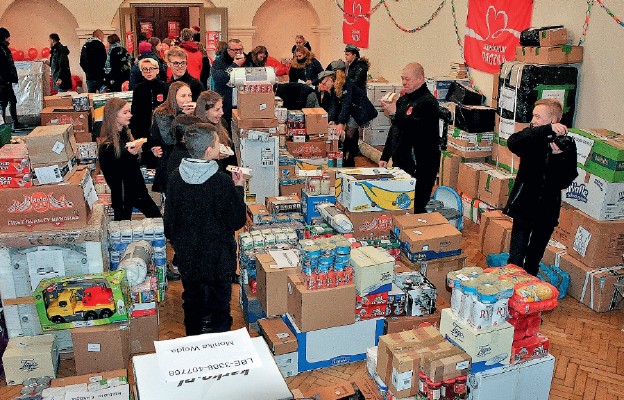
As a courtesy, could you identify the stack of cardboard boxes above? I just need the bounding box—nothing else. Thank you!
[364,82,401,146]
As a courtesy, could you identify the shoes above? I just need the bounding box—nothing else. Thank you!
[166,264,181,281]
[12,122,25,131]
[232,273,240,284]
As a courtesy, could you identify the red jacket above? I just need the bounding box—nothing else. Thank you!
[265,56,289,76]
[179,41,204,80]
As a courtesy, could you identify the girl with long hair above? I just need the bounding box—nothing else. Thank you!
[194,90,238,171]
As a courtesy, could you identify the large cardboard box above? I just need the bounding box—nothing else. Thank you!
[336,202,412,239]
[480,210,513,256]
[392,212,450,241]
[495,114,531,142]
[420,341,471,382]
[0,167,95,233]
[400,224,462,262]
[366,82,400,103]
[71,323,130,375]
[552,202,575,248]
[40,107,92,142]
[439,151,461,189]
[46,369,129,400]
[520,26,568,47]
[440,308,513,373]
[542,240,567,267]
[558,254,624,312]
[567,210,624,267]
[302,108,328,135]
[3,333,59,385]
[567,128,624,183]
[129,313,158,355]
[350,246,395,295]
[515,45,583,65]
[44,94,74,108]
[563,169,624,221]
[447,131,493,159]
[301,190,336,224]
[407,253,467,303]
[259,316,298,355]
[286,273,356,332]
[491,140,520,173]
[256,253,298,316]
[457,162,493,199]
[24,124,77,165]
[283,315,384,373]
[336,168,416,213]
[362,127,389,146]
[477,168,515,208]
[286,141,328,158]
[237,90,275,120]
[232,109,279,130]
[133,337,292,400]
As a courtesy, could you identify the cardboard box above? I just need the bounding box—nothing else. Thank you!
[133,337,292,400]
[278,165,296,181]
[302,383,356,399]
[336,202,412,239]
[44,94,75,108]
[440,308,513,373]
[563,169,624,221]
[392,212,449,240]
[477,168,515,208]
[495,114,531,141]
[362,127,389,146]
[457,162,493,199]
[480,210,513,256]
[400,224,463,262]
[0,167,94,233]
[350,246,395,295]
[407,253,467,303]
[558,254,624,312]
[279,183,304,197]
[286,141,328,158]
[0,143,30,175]
[439,151,461,189]
[232,109,278,130]
[336,168,416,213]
[24,124,77,165]
[425,77,470,101]
[40,107,92,142]
[491,141,520,173]
[286,273,355,332]
[129,313,158,355]
[301,190,336,224]
[568,210,624,267]
[420,341,471,382]
[258,316,298,355]
[247,203,270,225]
[366,82,400,104]
[460,192,496,225]
[567,128,624,183]
[274,351,298,377]
[542,240,567,267]
[3,333,59,385]
[454,105,496,134]
[237,90,275,120]
[284,314,384,373]
[552,201,575,247]
[384,310,442,334]
[265,194,301,214]
[32,158,76,186]
[71,323,130,375]
[302,108,329,135]
[48,369,129,400]
[521,26,568,47]
[515,45,583,65]
[256,253,298,316]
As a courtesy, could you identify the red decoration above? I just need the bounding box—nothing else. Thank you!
[140,21,154,39]
[41,47,50,58]
[206,31,220,52]
[125,32,134,53]
[464,0,533,74]
[342,0,371,48]
[14,50,24,61]
[168,21,180,39]
[27,47,38,60]
[121,81,129,92]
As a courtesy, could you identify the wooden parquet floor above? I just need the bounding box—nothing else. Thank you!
[1,161,623,399]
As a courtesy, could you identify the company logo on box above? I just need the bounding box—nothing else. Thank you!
[360,215,393,232]
[565,182,589,203]
[20,359,39,372]
[8,192,75,213]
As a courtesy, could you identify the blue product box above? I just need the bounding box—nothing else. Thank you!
[301,190,336,224]
[240,283,266,332]
[283,314,384,373]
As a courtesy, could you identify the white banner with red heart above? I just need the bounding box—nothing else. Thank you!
[464,0,533,74]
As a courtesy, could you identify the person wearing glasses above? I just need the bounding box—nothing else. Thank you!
[166,46,204,101]
[211,38,251,132]
[130,58,167,140]
[129,39,166,90]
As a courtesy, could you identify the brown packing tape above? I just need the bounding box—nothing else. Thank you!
[1,296,36,306]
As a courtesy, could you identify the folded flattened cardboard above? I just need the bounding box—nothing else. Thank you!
[567,210,624,268]
[40,107,92,142]
[286,273,355,332]
[259,316,298,355]
[480,210,513,256]
[3,333,59,385]
[24,124,77,165]
[302,108,329,135]
[71,323,130,375]
[477,168,515,209]
[457,162,493,199]
[256,253,298,316]
[237,90,276,119]
[515,45,583,65]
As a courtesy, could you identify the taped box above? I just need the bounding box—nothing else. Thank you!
[256,253,298,317]
[515,45,583,65]
[46,369,129,400]
[563,169,624,221]
[477,168,515,209]
[23,124,77,165]
[520,26,568,47]
[480,210,513,256]
[40,107,92,142]
[456,162,493,199]
[567,209,624,268]
[3,333,59,385]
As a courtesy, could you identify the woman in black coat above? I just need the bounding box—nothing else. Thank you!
[0,27,21,128]
[98,98,161,221]
[129,58,167,139]
[104,34,132,92]
[288,46,323,86]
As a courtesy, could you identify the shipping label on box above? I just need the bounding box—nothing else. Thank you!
[336,168,416,213]
[563,169,624,221]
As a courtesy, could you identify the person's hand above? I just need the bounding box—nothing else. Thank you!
[335,124,345,135]
[233,55,246,67]
[305,80,312,85]
[231,171,245,186]
[127,145,142,155]
[378,160,388,168]
[551,123,568,136]
[381,100,396,117]
[218,152,230,159]
[182,102,196,115]
[151,146,163,157]
[56,79,62,86]
[549,142,563,154]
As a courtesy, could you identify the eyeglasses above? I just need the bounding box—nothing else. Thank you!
[228,47,244,53]
[141,67,159,72]
[170,61,187,67]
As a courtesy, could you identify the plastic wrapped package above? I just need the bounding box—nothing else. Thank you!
[15,61,50,122]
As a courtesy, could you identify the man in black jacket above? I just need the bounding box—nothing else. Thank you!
[379,62,441,214]
[80,29,106,93]
[504,99,578,276]
[0,27,21,129]
[49,33,72,92]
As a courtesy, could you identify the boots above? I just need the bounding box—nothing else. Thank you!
[342,127,359,167]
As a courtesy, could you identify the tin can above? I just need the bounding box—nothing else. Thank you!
[317,271,327,290]
[343,266,354,285]
[327,270,337,288]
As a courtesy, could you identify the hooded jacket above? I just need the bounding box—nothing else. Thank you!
[179,41,204,81]
[345,57,370,90]
[288,53,323,86]
[104,43,132,92]
[50,42,72,90]
[79,37,106,82]
[0,40,17,85]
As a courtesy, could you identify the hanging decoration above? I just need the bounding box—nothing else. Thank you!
[125,31,134,53]
[336,0,383,18]
[596,0,624,27]
[464,0,533,74]
[343,0,372,47]
[381,0,446,33]
[140,21,154,39]
[578,0,594,46]
[168,21,181,39]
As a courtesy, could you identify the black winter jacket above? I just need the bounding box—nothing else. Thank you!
[148,111,180,193]
[50,42,72,90]
[168,71,204,101]
[288,57,323,86]
[79,38,106,82]
[316,88,343,124]
[129,52,167,90]
[211,48,252,121]
[129,78,167,139]
[338,82,378,126]
[0,40,17,86]
[504,124,578,226]
[346,57,370,89]
[104,45,131,92]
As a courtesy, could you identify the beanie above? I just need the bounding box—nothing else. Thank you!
[138,41,152,54]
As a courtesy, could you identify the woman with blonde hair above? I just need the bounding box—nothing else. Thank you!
[194,90,238,171]
[98,98,161,221]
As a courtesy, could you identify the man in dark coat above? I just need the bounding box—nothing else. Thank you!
[49,33,72,92]
[80,29,106,93]
[164,123,247,336]
[211,38,251,132]
[504,98,578,276]
[166,46,204,101]
[379,62,441,214]
[344,44,369,90]
[0,27,21,129]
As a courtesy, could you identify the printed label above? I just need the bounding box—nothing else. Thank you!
[391,367,413,391]
[567,132,595,165]
[498,87,516,113]
[51,141,65,154]
[88,343,102,352]
[573,226,591,257]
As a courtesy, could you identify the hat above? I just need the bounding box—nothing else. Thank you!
[344,44,360,53]
[318,70,336,80]
[328,59,346,71]
[138,41,152,54]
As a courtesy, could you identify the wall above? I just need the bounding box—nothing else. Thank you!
[0,0,622,130]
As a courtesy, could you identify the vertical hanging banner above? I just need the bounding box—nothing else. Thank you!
[168,21,181,39]
[125,31,134,53]
[343,0,371,48]
[464,0,533,74]
[206,31,221,51]
[140,21,154,39]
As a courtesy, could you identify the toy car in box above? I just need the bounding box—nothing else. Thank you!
[33,270,130,331]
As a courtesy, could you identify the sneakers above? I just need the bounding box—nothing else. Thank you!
[166,264,181,281]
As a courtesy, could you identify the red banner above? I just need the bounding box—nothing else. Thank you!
[464,0,533,74]
[342,0,370,48]
[168,21,180,39]
[125,32,134,53]
[140,21,153,39]
[206,31,221,52]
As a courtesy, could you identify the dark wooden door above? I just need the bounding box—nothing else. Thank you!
[136,6,189,41]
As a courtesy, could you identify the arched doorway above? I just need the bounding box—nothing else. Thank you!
[252,0,321,62]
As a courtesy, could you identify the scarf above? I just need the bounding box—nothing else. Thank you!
[104,42,122,74]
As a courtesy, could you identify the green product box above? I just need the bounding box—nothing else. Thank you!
[568,128,624,183]
[33,270,130,331]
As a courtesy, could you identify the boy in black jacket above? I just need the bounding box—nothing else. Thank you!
[164,123,246,336]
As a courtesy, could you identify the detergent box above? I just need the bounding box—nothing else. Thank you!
[336,168,416,213]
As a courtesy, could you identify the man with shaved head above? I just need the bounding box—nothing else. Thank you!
[379,62,441,213]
